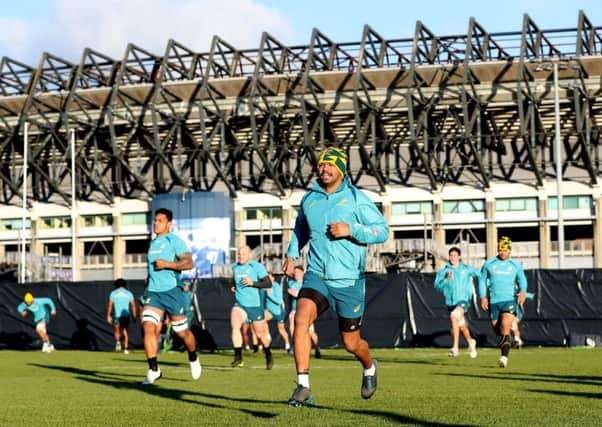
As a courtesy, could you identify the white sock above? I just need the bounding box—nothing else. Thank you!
[285,343,290,350]
[364,363,376,376]
[297,373,310,388]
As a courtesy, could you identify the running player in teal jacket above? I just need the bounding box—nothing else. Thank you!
[17,292,57,352]
[479,236,528,368]
[283,147,389,406]
[434,247,479,358]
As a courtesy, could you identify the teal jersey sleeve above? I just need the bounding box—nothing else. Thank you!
[18,298,55,323]
[349,191,389,245]
[286,193,311,260]
[265,281,283,314]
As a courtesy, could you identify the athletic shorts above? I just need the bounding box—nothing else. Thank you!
[489,300,518,321]
[235,303,265,322]
[515,302,524,321]
[144,287,189,317]
[268,309,285,323]
[447,301,469,313]
[302,271,365,319]
[115,315,131,327]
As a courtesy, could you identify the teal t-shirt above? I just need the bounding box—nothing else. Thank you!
[265,280,284,315]
[17,297,56,323]
[147,232,190,292]
[287,279,303,310]
[109,288,134,318]
[232,260,268,308]
[479,257,528,304]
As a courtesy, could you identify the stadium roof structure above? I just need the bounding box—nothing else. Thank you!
[1,10,602,204]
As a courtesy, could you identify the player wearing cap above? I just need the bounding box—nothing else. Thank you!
[283,147,389,406]
[479,236,528,368]
[17,292,57,352]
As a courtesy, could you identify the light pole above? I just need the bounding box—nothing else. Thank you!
[553,62,564,268]
[20,122,29,284]
[71,129,77,282]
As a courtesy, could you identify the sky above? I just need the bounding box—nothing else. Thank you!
[0,0,601,65]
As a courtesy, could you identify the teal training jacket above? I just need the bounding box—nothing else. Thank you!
[286,177,389,284]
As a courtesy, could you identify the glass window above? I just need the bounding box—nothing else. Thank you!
[122,213,149,226]
[392,201,433,216]
[244,207,282,221]
[495,199,510,211]
[82,214,113,227]
[548,196,592,210]
[443,200,484,214]
[496,197,537,212]
[41,216,71,229]
[0,218,31,230]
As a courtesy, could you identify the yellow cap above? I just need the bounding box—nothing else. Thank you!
[498,236,512,252]
[24,292,34,304]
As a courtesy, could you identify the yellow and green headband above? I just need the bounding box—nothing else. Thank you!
[318,147,348,177]
[498,236,512,252]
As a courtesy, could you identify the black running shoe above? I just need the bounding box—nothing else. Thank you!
[266,353,274,370]
[231,358,244,368]
[288,384,314,407]
[314,347,322,359]
[361,359,378,399]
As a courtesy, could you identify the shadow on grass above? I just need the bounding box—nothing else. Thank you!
[316,353,442,366]
[439,371,602,388]
[29,363,277,419]
[29,362,473,425]
[307,405,475,427]
[526,389,602,399]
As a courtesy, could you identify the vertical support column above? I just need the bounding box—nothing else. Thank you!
[281,201,293,257]
[113,212,124,280]
[73,218,83,282]
[593,191,602,268]
[380,200,394,249]
[485,190,497,259]
[538,193,550,268]
[31,217,44,257]
[234,208,245,250]
[433,191,445,270]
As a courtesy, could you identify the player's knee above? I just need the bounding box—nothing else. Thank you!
[36,322,47,335]
[142,310,161,326]
[342,335,361,353]
[171,318,188,333]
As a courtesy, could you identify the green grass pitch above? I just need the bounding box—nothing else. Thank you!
[1,347,601,426]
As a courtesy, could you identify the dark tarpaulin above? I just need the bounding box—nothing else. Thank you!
[1,270,602,350]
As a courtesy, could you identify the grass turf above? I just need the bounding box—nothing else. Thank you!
[1,347,601,426]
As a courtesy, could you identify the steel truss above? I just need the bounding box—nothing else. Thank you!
[1,10,602,204]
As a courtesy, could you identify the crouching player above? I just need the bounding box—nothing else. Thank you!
[17,292,57,352]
